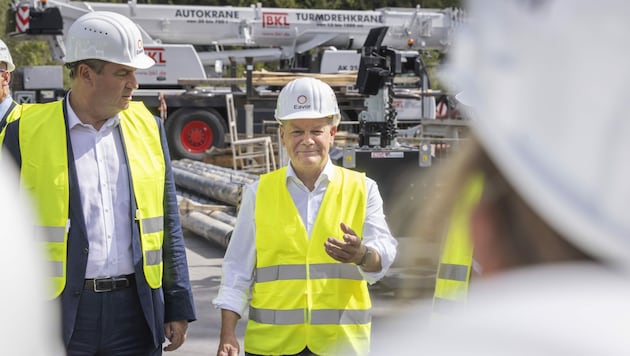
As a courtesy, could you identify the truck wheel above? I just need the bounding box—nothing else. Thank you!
[165,108,225,160]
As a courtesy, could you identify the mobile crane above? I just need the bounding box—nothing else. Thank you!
[7,0,462,160]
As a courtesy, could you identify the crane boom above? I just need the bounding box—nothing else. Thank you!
[9,0,462,64]
[6,0,458,162]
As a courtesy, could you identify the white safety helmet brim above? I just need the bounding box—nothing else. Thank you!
[2,62,16,73]
[127,54,155,70]
[0,40,15,72]
[275,77,341,125]
[278,110,335,121]
[65,11,155,69]
[460,0,630,268]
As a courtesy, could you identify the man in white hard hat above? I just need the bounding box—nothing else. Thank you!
[2,11,196,355]
[372,0,630,354]
[0,39,19,135]
[214,77,398,356]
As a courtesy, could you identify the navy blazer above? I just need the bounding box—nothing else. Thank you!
[2,99,196,348]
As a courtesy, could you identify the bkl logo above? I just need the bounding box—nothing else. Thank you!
[144,47,166,64]
[262,12,289,28]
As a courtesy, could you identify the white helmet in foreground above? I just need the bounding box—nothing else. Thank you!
[65,11,154,69]
[275,77,341,125]
[448,0,630,268]
[0,39,15,72]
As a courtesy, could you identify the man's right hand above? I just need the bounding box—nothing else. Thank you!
[217,309,241,356]
[217,335,240,356]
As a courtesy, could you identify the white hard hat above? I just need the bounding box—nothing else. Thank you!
[275,77,341,125]
[65,11,154,69]
[451,0,630,268]
[0,39,15,72]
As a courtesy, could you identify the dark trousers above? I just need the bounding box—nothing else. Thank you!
[246,347,318,356]
[66,284,159,356]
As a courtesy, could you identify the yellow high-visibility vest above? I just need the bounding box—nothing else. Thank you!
[19,101,165,298]
[247,166,370,356]
[432,173,484,314]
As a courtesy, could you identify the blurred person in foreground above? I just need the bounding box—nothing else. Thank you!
[1,11,195,355]
[373,0,630,354]
[0,39,20,135]
[0,159,65,354]
[214,77,398,356]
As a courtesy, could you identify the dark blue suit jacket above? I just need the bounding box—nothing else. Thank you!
[2,99,196,348]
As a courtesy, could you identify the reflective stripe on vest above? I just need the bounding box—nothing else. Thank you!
[140,215,164,266]
[432,173,484,314]
[249,306,371,325]
[19,101,166,297]
[438,263,469,281]
[37,225,67,280]
[256,263,363,282]
[121,102,165,288]
[247,166,370,356]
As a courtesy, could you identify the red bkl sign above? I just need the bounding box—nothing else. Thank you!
[262,12,289,27]
[144,47,166,64]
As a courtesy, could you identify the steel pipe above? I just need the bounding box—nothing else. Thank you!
[180,211,233,249]
[174,159,258,184]
[173,167,242,206]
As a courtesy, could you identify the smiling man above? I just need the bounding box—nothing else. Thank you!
[214,77,398,356]
[1,11,195,355]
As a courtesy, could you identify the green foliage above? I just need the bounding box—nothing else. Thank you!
[1,1,58,68]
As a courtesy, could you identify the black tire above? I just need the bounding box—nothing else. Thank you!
[165,108,226,160]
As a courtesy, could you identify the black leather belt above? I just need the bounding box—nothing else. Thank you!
[84,274,135,292]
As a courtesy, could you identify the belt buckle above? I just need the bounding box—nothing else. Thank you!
[93,276,128,292]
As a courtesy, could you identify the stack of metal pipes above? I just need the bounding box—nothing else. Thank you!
[172,159,259,249]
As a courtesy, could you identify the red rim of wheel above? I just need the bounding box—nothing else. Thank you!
[180,120,213,154]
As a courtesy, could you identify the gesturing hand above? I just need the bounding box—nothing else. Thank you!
[324,222,366,264]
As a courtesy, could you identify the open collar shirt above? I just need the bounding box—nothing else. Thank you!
[213,158,398,316]
[66,96,135,279]
[0,95,14,120]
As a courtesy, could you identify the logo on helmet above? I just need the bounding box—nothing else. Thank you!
[136,39,144,55]
[294,95,311,110]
